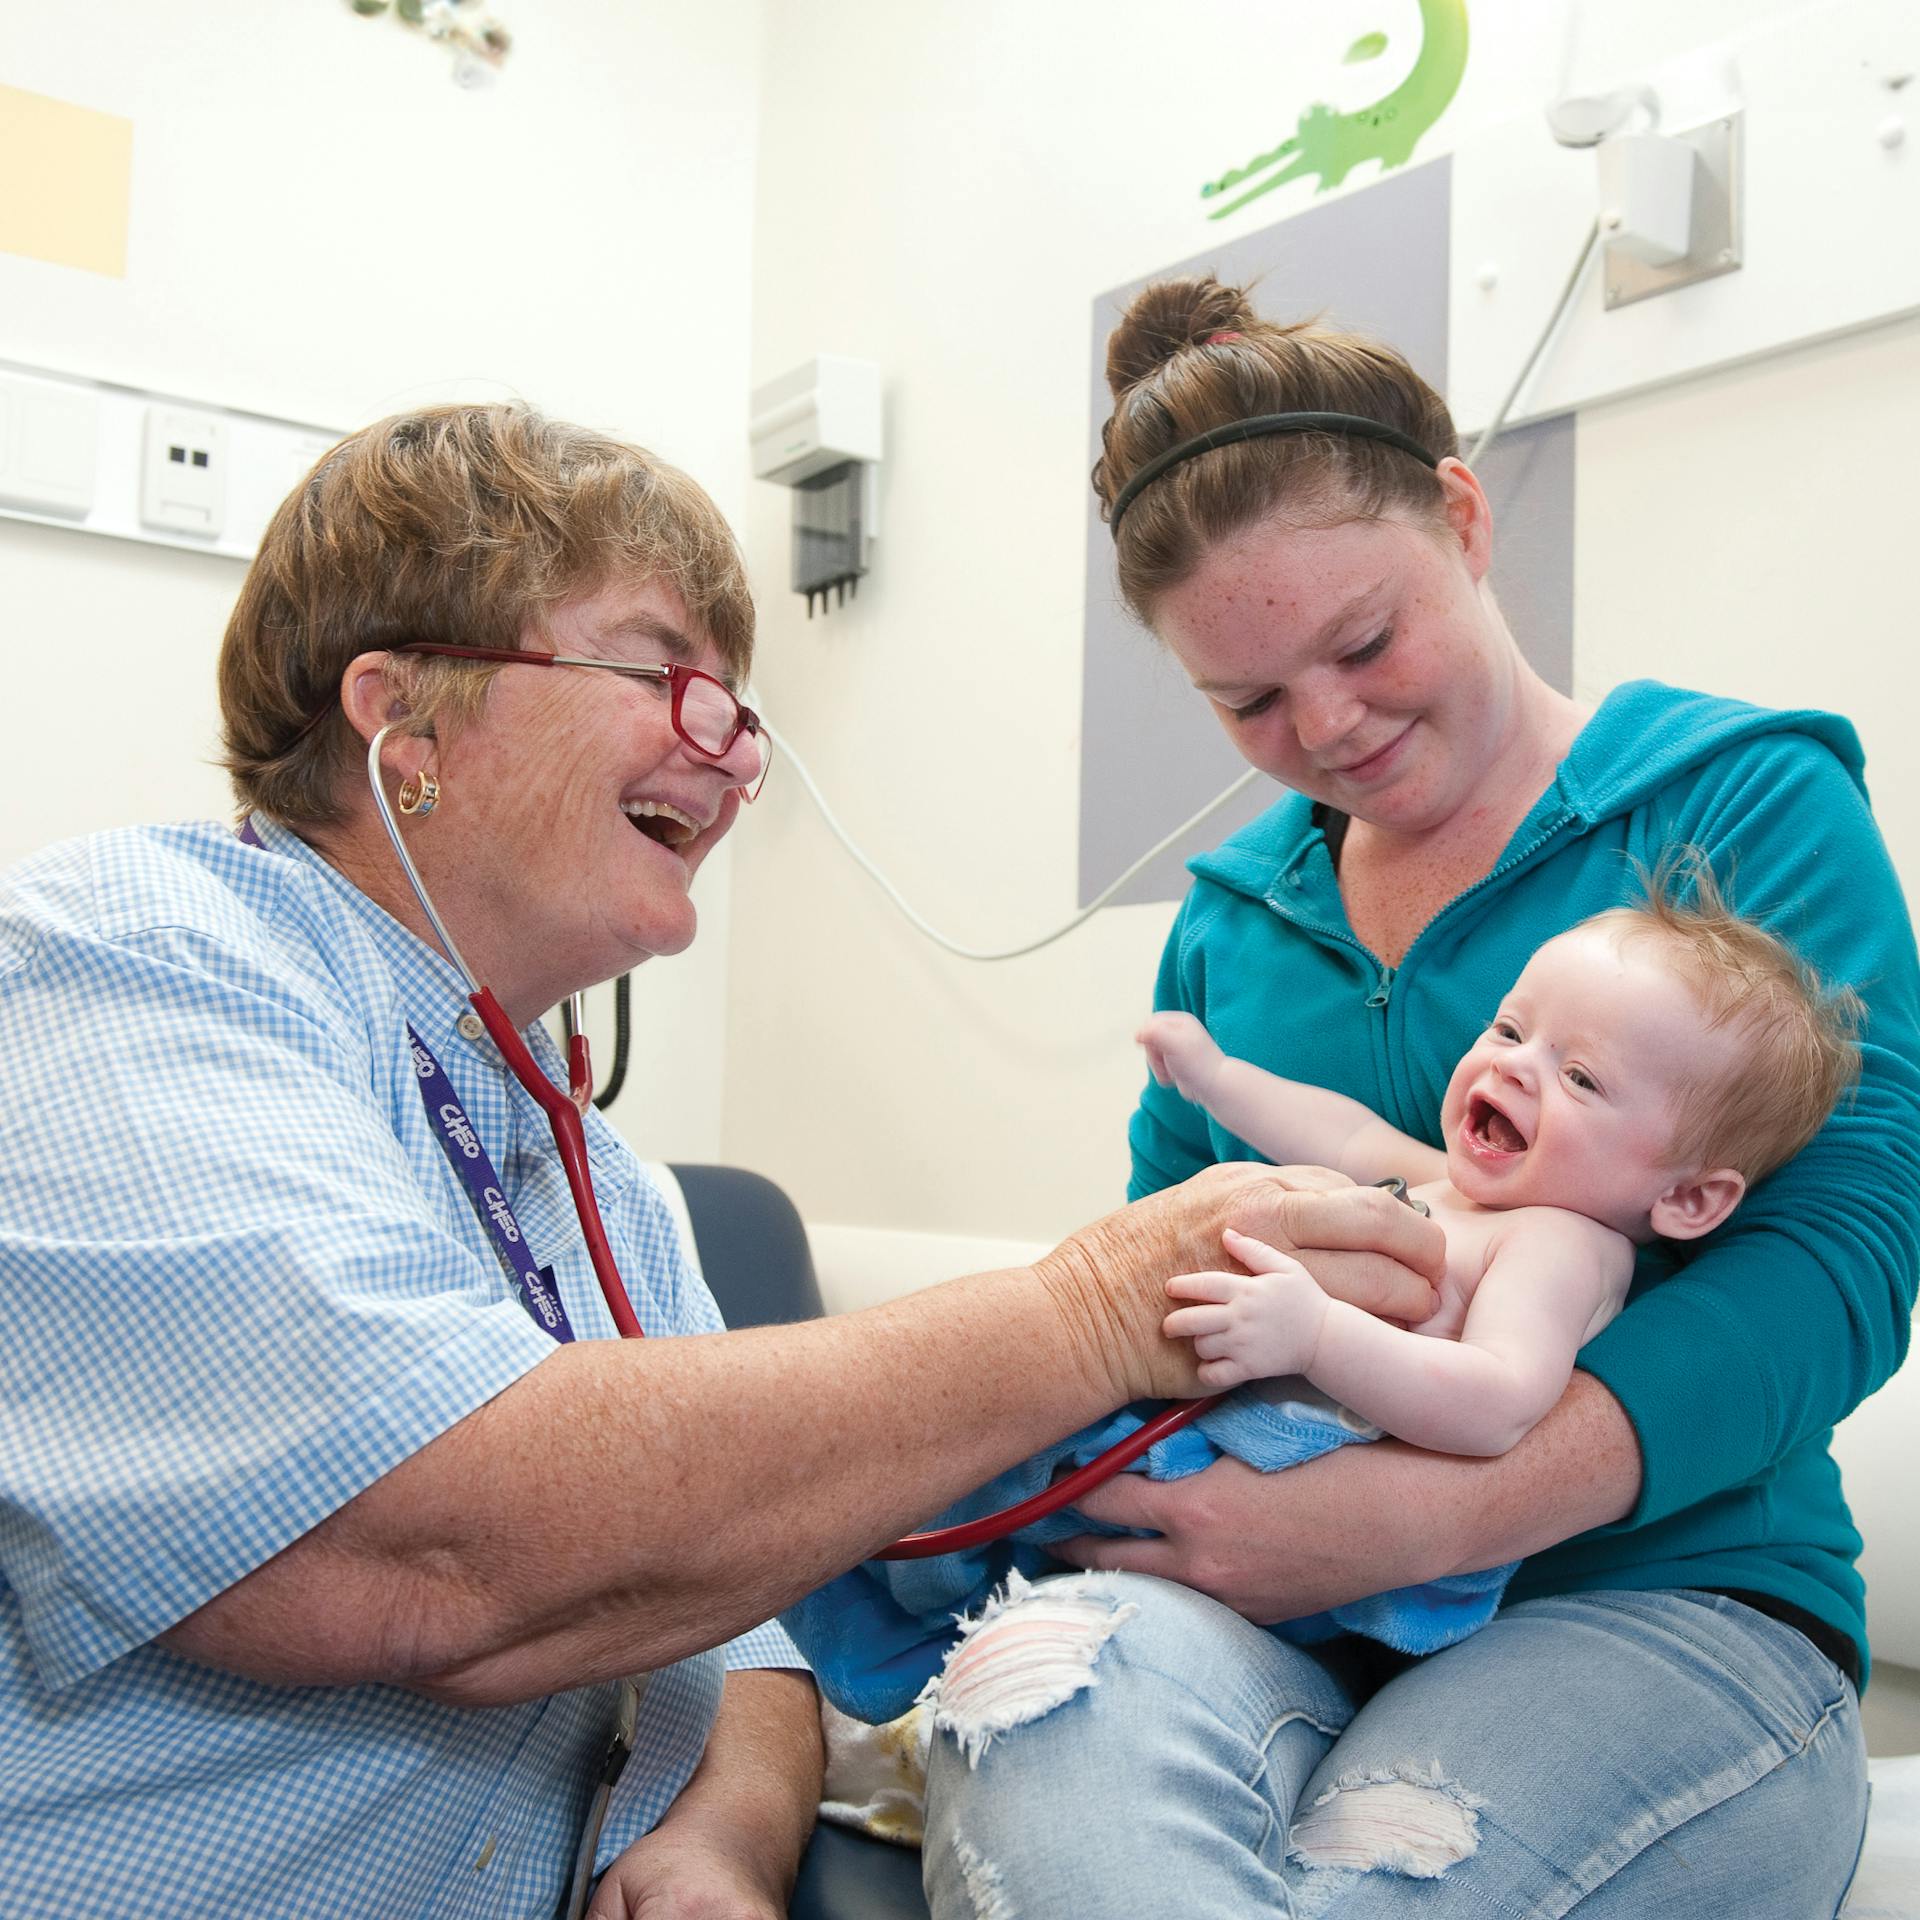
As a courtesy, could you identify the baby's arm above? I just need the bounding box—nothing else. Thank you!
[1165,1215,1633,1455]
[1138,1012,1446,1187]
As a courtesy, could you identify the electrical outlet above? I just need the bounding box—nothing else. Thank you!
[140,405,228,538]
[0,373,99,518]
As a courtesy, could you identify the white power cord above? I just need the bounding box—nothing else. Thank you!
[1467,216,1601,466]
[762,717,1261,963]
[767,213,1600,964]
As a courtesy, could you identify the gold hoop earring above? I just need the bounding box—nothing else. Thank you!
[397,771,440,817]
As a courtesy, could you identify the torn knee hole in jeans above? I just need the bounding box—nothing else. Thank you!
[924,1570,1139,1765]
[1289,1762,1485,1879]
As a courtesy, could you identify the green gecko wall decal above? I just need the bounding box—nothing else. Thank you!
[1202,0,1470,220]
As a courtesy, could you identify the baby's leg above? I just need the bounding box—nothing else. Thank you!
[920,1569,1365,1919]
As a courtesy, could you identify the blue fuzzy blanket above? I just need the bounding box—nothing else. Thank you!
[781,1380,1516,1723]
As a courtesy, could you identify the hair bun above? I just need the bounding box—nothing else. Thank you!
[1105,275,1255,400]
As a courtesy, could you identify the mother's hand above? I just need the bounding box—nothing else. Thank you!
[1051,1442,1449,1624]
[1038,1164,1446,1404]
[1052,1374,1642,1622]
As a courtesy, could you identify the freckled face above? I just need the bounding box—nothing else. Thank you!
[1150,512,1519,836]
[1438,925,1737,1235]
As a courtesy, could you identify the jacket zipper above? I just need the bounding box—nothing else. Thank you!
[1262,804,1582,1009]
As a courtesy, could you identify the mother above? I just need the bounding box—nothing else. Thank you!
[0,404,1443,1917]
[918,278,1920,1917]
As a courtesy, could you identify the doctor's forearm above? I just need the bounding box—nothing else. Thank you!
[166,1263,1119,1699]
[160,1170,1444,1700]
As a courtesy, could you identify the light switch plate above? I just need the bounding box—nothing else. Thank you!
[0,374,100,518]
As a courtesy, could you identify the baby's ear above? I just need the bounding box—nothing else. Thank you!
[1650,1168,1747,1241]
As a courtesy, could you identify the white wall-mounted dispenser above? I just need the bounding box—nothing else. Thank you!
[750,355,883,616]
[1547,77,1744,311]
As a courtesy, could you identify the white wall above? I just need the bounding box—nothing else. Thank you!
[0,0,764,1162]
[1573,314,1920,869]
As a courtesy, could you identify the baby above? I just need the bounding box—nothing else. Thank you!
[780,864,1867,1729]
[1141,862,1863,1458]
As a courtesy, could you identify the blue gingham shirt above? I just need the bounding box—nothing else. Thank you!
[0,817,803,1918]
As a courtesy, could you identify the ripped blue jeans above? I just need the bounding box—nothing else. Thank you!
[921,1575,1867,1918]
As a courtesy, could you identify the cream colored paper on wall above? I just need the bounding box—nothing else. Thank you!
[0,83,132,278]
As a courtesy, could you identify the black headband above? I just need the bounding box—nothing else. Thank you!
[1106,411,1440,535]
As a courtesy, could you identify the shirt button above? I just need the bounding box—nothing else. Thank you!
[473,1834,497,1870]
[456,1011,487,1044]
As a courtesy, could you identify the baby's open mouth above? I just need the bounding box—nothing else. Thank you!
[1467,1092,1528,1155]
[621,799,700,849]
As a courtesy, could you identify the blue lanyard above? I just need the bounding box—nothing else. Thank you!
[406,1024,578,1343]
[236,815,579,1343]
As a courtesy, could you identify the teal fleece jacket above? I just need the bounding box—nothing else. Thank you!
[1129,681,1920,1684]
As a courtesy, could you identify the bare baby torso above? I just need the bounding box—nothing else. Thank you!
[1402,1180,1636,1346]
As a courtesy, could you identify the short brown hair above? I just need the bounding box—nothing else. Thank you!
[218,403,755,827]
[1591,851,1863,1184]
[1091,274,1458,621]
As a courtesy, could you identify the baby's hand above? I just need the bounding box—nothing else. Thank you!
[1162,1227,1331,1391]
[1138,1011,1226,1105]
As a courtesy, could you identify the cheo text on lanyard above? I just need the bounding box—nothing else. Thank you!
[407,1023,577,1342]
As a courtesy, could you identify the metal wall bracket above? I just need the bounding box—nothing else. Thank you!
[1604,110,1744,310]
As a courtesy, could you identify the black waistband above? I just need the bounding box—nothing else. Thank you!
[1705,1589,1862,1690]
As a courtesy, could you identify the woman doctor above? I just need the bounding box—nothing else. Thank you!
[0,402,1442,1918]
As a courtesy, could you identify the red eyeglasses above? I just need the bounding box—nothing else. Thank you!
[392,641,772,802]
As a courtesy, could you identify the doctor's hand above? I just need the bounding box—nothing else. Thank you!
[1036,1164,1444,1406]
[587,1671,819,1920]
[588,1829,786,1920]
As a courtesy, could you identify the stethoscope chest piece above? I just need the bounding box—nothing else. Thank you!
[1372,1174,1433,1218]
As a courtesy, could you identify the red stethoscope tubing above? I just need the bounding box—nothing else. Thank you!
[874,1390,1226,1559]
[470,985,648,1343]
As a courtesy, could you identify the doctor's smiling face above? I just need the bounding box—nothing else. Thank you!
[358,574,761,1023]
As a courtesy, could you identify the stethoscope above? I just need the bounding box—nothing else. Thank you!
[369,724,1431,1561]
